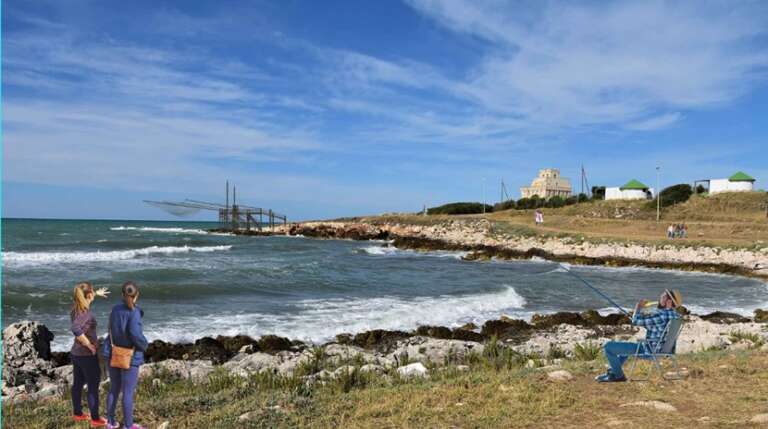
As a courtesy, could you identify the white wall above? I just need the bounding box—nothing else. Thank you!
[710,179,754,194]
[605,187,649,200]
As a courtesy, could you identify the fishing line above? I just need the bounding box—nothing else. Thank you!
[557,263,631,316]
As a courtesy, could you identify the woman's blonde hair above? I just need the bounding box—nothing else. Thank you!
[72,282,94,315]
[122,281,139,310]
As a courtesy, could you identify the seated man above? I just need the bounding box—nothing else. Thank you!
[596,289,682,382]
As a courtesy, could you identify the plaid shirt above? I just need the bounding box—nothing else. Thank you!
[632,308,679,352]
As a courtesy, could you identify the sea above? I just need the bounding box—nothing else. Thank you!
[3,218,767,351]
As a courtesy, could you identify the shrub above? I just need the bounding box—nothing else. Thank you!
[494,200,516,211]
[516,197,533,210]
[546,196,566,208]
[573,341,602,361]
[427,202,493,215]
[658,184,693,208]
[591,186,606,200]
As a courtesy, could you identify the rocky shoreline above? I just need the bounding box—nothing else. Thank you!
[5,308,767,404]
[274,219,768,279]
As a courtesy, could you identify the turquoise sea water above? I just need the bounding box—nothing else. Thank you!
[3,218,767,350]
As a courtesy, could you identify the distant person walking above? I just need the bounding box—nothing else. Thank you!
[535,209,544,226]
[102,282,149,429]
[667,224,674,239]
[681,223,688,239]
[70,282,110,427]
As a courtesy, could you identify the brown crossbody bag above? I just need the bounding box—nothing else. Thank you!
[108,320,134,369]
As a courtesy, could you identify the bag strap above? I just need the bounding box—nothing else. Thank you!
[108,312,135,352]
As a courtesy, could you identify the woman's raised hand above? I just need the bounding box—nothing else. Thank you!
[95,287,111,298]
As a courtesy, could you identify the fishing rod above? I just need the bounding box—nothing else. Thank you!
[557,263,631,316]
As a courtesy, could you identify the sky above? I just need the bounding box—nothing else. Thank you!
[3,0,768,221]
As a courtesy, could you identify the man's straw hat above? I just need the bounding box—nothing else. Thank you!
[666,289,683,307]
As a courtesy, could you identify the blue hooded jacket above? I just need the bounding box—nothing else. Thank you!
[101,302,149,367]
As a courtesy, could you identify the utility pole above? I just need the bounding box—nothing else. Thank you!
[656,165,661,222]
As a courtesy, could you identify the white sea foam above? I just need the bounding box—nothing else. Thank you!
[110,226,209,235]
[359,245,468,260]
[3,245,232,266]
[107,285,528,346]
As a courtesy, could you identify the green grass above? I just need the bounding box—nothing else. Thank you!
[573,341,602,361]
[6,346,768,428]
[729,331,766,348]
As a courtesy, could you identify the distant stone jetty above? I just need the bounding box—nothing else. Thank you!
[276,219,768,279]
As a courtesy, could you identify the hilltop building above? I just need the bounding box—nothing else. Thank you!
[605,179,654,200]
[520,169,572,199]
[708,171,755,194]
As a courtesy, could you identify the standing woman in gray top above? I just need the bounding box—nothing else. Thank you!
[70,281,110,427]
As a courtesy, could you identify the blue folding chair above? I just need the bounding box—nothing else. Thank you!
[626,318,684,381]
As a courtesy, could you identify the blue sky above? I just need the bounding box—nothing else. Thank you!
[3,0,768,221]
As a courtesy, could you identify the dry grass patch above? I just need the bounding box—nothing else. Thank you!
[4,351,768,428]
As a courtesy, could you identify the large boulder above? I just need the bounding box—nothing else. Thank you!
[386,337,484,366]
[257,335,294,353]
[323,344,394,367]
[531,312,588,329]
[349,329,412,352]
[2,321,57,395]
[139,359,215,381]
[699,312,750,324]
[754,309,768,323]
[216,335,259,354]
[145,338,231,364]
[580,310,630,326]
[481,318,532,341]
[222,350,313,377]
[415,325,453,340]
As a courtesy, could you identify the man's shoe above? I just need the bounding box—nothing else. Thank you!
[595,372,627,382]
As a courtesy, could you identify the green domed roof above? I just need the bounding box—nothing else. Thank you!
[728,171,754,182]
[620,179,649,190]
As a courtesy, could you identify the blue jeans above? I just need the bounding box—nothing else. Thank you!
[603,341,642,378]
[107,366,140,427]
[71,354,101,419]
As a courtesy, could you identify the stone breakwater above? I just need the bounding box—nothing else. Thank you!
[280,220,768,279]
[5,309,767,403]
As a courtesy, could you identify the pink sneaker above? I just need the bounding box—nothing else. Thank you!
[105,422,120,429]
[127,425,146,429]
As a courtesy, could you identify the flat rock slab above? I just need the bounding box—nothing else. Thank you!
[751,414,768,424]
[547,370,574,382]
[397,362,428,379]
[620,400,677,412]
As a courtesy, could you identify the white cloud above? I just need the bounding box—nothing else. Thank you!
[406,0,768,128]
[625,112,683,131]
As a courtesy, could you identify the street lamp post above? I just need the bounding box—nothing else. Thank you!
[656,166,661,222]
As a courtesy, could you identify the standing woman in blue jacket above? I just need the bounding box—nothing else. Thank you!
[102,282,149,429]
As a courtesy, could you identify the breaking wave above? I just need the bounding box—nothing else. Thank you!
[358,245,468,259]
[110,226,209,235]
[115,285,528,346]
[3,245,232,266]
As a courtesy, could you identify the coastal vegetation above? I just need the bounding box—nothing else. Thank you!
[426,202,494,215]
[5,348,767,428]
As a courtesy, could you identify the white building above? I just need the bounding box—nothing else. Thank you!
[709,171,755,194]
[605,179,654,201]
[520,169,572,199]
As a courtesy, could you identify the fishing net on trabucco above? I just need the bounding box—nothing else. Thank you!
[144,201,203,217]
